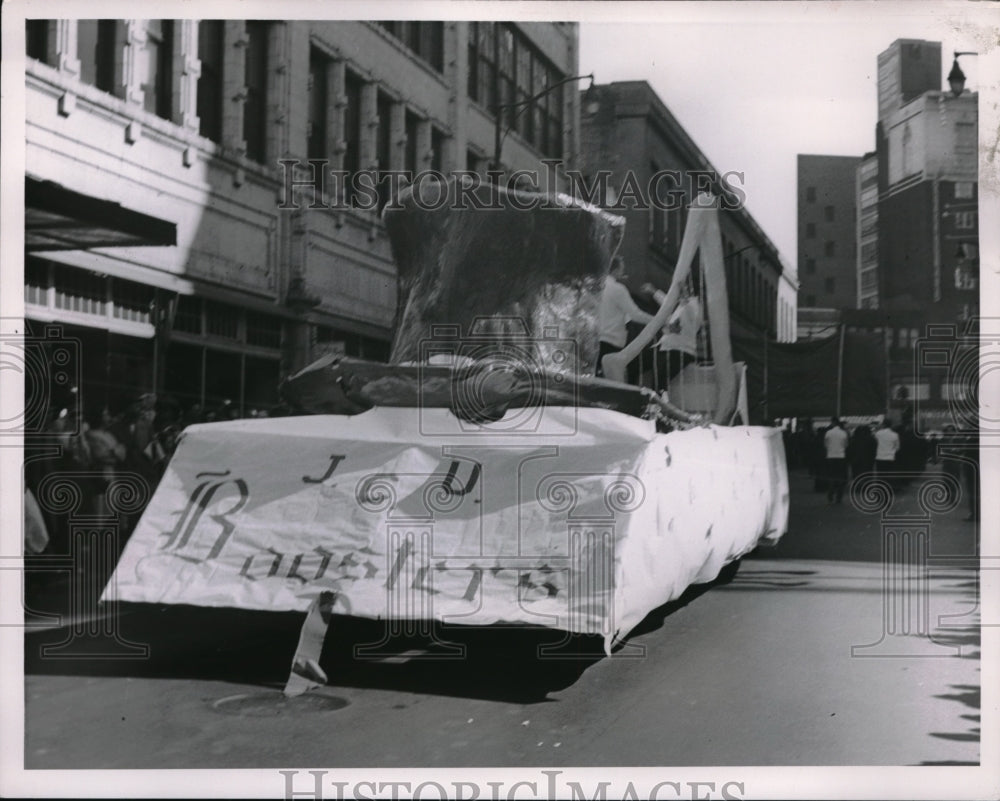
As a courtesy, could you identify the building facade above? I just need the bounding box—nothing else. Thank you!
[794,39,979,428]
[579,81,795,351]
[24,19,581,417]
[796,154,860,310]
[874,38,979,428]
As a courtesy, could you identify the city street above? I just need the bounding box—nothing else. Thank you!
[22,466,981,769]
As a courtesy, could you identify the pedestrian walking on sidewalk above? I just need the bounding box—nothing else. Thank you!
[823,417,849,504]
[847,423,876,481]
[874,419,900,486]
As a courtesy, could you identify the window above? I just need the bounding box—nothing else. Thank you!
[243,21,269,163]
[954,211,977,230]
[805,258,816,275]
[52,263,106,315]
[824,277,835,294]
[244,356,281,410]
[77,20,117,93]
[498,26,516,131]
[343,69,363,201]
[824,241,835,257]
[431,126,445,173]
[806,186,816,203]
[805,294,816,307]
[375,90,393,209]
[173,295,201,334]
[468,22,564,160]
[205,349,242,408]
[805,222,816,239]
[378,22,443,72]
[205,300,240,340]
[861,241,878,263]
[307,47,329,160]
[515,43,533,142]
[197,20,225,142]
[740,258,750,312]
[955,182,974,200]
[24,258,49,306]
[955,121,976,155]
[405,110,420,177]
[26,21,50,64]
[824,205,834,222]
[142,20,173,120]
[111,277,154,324]
[468,22,497,110]
[246,312,283,349]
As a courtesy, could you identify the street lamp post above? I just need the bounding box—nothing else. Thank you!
[491,73,595,176]
[948,51,978,97]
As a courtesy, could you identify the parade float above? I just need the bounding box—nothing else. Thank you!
[102,180,788,691]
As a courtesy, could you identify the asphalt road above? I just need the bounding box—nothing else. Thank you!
[21,467,982,770]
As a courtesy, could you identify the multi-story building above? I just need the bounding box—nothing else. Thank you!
[793,39,979,428]
[579,80,794,352]
[874,38,979,427]
[796,154,860,310]
[856,152,879,308]
[23,19,581,417]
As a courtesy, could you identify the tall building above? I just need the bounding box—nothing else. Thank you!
[579,81,796,348]
[23,19,581,417]
[876,39,942,122]
[876,39,978,321]
[793,40,979,429]
[856,152,879,308]
[874,38,979,427]
[796,154,861,310]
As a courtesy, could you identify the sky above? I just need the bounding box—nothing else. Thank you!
[576,2,993,273]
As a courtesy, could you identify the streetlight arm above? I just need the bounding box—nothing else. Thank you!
[491,73,594,172]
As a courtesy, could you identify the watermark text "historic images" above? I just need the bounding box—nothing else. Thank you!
[278,160,747,213]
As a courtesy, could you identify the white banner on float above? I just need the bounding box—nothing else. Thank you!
[103,407,787,649]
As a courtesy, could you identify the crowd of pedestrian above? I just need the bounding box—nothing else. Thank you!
[23,394,288,559]
[783,415,978,519]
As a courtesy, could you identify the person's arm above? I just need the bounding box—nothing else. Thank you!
[642,388,706,426]
[616,284,654,326]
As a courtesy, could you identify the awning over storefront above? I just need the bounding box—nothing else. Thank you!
[25,176,176,252]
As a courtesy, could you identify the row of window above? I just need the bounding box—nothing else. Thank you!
[802,205,837,222]
[172,295,284,350]
[26,258,156,325]
[802,238,838,258]
[307,46,447,208]
[467,21,565,160]
[377,22,444,72]
[722,241,778,335]
[26,20,264,159]
[25,258,286,351]
[28,20,567,193]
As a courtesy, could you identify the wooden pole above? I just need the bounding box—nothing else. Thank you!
[836,321,846,418]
